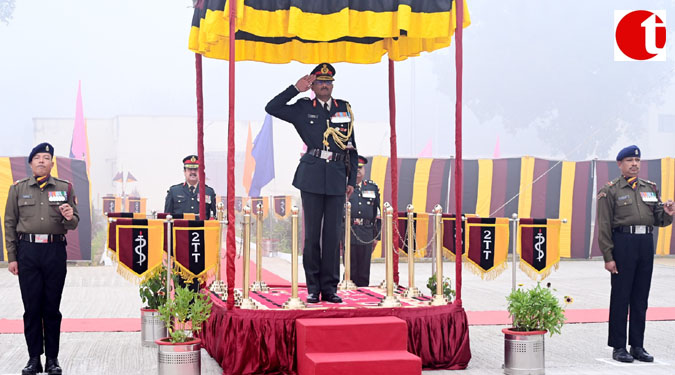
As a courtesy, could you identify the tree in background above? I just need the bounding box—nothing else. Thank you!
[0,0,15,25]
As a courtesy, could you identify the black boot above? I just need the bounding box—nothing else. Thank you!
[21,357,42,375]
[612,347,634,363]
[45,357,62,375]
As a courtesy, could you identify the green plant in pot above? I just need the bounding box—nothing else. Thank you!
[139,265,171,310]
[426,273,455,301]
[506,282,569,336]
[158,285,213,343]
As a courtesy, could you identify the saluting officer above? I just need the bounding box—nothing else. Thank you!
[164,155,217,219]
[5,142,79,375]
[597,145,674,363]
[346,156,381,287]
[265,63,358,304]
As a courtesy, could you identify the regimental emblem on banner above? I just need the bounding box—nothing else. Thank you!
[518,218,561,281]
[273,196,291,219]
[172,220,220,284]
[115,218,164,283]
[250,197,269,219]
[464,217,510,280]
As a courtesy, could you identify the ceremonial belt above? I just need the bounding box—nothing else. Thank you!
[307,148,346,162]
[613,225,653,234]
[353,218,374,226]
[19,233,66,243]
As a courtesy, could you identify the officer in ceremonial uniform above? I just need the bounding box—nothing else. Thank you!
[597,145,674,363]
[5,142,79,375]
[164,155,217,219]
[265,63,358,303]
[345,156,381,287]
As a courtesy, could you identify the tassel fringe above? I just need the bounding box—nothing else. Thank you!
[519,260,560,281]
[463,257,508,280]
[173,262,217,285]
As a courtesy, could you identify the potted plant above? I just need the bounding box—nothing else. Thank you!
[503,282,572,375]
[156,285,212,375]
[139,265,170,347]
[426,273,456,302]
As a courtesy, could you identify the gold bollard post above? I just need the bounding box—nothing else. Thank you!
[379,203,402,307]
[284,206,306,309]
[209,202,228,297]
[251,203,270,292]
[240,205,257,309]
[338,202,358,290]
[429,205,448,306]
[403,204,421,298]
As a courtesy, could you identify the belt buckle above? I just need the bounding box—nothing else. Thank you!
[634,225,646,234]
[320,150,331,160]
[35,234,49,243]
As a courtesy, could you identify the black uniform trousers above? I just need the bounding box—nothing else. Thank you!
[349,243,374,287]
[301,191,343,296]
[17,240,67,358]
[608,231,654,349]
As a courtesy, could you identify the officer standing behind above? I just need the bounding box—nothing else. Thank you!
[5,143,79,375]
[164,155,217,219]
[346,156,381,287]
[597,145,674,363]
[265,63,358,303]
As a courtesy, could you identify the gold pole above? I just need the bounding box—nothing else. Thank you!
[429,204,448,306]
[251,203,269,292]
[240,205,257,309]
[284,206,306,309]
[403,204,421,298]
[209,202,228,298]
[338,202,357,290]
[379,203,401,307]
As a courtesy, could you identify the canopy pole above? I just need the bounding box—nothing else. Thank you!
[225,0,237,309]
[454,0,464,306]
[196,54,206,220]
[388,59,399,284]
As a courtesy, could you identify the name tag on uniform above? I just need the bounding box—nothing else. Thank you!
[48,191,67,202]
[617,195,630,201]
[640,191,658,202]
[307,114,318,119]
[331,112,351,123]
[22,194,32,199]
[362,190,376,199]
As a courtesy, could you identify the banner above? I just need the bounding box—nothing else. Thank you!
[115,219,164,283]
[273,196,292,219]
[156,213,197,252]
[442,214,466,260]
[106,212,145,255]
[172,220,221,284]
[518,218,562,281]
[250,196,269,219]
[464,217,510,279]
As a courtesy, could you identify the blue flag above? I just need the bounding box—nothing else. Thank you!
[249,114,275,197]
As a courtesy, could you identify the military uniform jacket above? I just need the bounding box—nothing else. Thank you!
[265,85,358,196]
[164,183,217,219]
[4,175,80,262]
[597,176,673,262]
[348,180,381,245]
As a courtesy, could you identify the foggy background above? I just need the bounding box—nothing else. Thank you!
[1,0,674,212]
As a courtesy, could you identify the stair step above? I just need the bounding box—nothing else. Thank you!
[297,316,407,353]
[304,351,421,375]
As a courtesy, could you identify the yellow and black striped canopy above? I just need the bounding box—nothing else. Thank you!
[189,0,471,63]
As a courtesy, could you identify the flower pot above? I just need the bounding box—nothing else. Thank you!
[502,328,546,375]
[141,308,168,347]
[156,338,201,375]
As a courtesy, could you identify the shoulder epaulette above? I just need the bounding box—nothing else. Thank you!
[170,183,184,188]
[53,177,70,184]
[367,179,377,187]
[299,97,311,101]
[607,177,620,186]
[14,177,29,185]
[643,179,656,185]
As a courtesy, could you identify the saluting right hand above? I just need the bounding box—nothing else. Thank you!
[295,75,315,92]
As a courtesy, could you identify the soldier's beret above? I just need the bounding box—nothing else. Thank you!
[183,154,199,169]
[29,142,54,162]
[311,63,335,81]
[358,155,368,167]
[616,145,641,161]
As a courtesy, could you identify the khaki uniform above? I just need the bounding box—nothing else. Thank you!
[4,176,80,262]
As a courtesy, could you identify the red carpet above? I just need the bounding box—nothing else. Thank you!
[0,318,139,334]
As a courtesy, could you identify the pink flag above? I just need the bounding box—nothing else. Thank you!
[493,135,501,158]
[69,81,90,169]
[418,139,433,157]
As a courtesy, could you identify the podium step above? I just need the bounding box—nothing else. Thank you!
[297,316,407,353]
[304,351,421,375]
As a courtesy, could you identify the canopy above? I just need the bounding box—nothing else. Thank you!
[189,0,470,63]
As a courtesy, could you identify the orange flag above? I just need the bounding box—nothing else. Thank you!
[242,123,255,195]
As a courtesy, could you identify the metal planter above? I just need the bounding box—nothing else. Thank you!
[502,328,546,375]
[141,309,167,347]
[156,338,201,375]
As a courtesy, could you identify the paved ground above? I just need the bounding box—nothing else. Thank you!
[0,256,673,374]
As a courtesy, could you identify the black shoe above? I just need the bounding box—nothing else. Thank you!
[45,357,62,375]
[630,347,654,362]
[21,356,42,375]
[612,347,634,363]
[321,293,343,303]
[306,293,320,304]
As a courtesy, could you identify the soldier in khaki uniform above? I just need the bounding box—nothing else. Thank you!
[597,145,674,363]
[5,142,79,375]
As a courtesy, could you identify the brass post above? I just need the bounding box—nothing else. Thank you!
[338,201,357,290]
[429,205,448,306]
[240,205,257,309]
[284,206,306,309]
[251,203,269,292]
[379,203,401,307]
[165,215,173,307]
[209,202,227,297]
[403,204,421,298]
